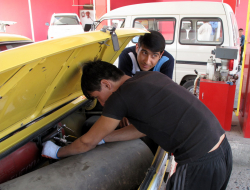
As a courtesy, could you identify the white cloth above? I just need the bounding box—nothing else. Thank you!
[198,23,212,41]
[128,52,140,75]
[42,141,61,159]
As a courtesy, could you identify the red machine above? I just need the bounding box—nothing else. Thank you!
[199,79,236,131]
[194,46,238,132]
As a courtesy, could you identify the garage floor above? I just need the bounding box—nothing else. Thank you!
[160,113,250,190]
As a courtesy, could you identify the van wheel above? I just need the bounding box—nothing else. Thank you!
[183,80,199,98]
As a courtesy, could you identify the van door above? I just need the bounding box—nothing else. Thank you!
[130,15,179,81]
[176,16,227,87]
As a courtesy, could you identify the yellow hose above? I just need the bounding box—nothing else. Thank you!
[235,0,250,116]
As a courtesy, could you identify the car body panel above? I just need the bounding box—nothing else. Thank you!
[139,147,169,190]
[0,33,32,43]
[0,33,33,52]
[0,29,148,152]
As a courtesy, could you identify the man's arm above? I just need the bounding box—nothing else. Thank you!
[104,124,146,142]
[56,116,145,158]
[57,115,120,158]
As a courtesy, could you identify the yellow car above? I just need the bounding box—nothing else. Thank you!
[0,33,33,52]
[0,28,169,190]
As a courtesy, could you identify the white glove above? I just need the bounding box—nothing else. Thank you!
[98,139,105,145]
[42,141,61,159]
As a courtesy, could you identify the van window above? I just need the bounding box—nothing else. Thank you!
[180,18,223,45]
[230,13,239,46]
[133,18,176,44]
[96,19,125,30]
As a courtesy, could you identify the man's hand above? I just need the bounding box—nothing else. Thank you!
[119,117,130,128]
[42,141,61,159]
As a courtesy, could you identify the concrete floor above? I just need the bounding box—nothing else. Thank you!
[160,113,250,190]
[226,113,250,189]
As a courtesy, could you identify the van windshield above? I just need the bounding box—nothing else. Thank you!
[96,19,125,30]
[53,16,80,25]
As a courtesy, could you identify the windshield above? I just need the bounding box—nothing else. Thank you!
[95,19,125,30]
[53,16,80,25]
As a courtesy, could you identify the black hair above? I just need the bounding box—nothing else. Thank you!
[81,60,124,99]
[138,30,165,53]
[239,28,243,31]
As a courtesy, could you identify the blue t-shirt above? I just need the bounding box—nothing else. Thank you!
[240,35,245,47]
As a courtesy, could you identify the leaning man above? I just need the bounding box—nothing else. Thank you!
[42,61,232,190]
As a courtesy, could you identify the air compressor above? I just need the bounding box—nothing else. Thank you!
[194,46,239,131]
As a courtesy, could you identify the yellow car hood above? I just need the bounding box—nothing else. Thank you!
[0,33,32,43]
[0,28,147,137]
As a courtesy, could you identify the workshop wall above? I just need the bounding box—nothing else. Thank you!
[31,0,79,41]
[0,0,90,41]
[1,0,32,39]
[235,0,249,31]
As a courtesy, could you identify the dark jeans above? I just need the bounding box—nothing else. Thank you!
[166,136,233,190]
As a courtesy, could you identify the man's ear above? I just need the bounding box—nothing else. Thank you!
[100,79,112,90]
[159,51,164,59]
[136,43,139,53]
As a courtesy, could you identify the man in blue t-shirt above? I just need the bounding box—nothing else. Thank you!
[118,30,174,79]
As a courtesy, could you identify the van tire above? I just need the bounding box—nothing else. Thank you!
[183,80,200,98]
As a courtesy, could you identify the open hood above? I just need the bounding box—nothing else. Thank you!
[0,28,147,139]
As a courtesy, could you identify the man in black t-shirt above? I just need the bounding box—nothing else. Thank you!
[118,30,174,79]
[42,61,232,190]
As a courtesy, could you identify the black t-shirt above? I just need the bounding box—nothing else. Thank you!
[118,46,174,79]
[102,72,224,164]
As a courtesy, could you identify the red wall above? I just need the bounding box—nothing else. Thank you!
[31,0,79,41]
[96,0,107,20]
[0,0,90,41]
[110,0,222,10]
[1,0,32,39]
[235,0,249,31]
[110,0,154,10]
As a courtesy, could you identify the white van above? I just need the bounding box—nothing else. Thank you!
[95,2,239,90]
[46,13,84,39]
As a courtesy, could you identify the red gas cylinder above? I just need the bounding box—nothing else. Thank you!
[0,142,41,184]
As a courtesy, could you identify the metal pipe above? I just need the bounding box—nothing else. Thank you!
[193,74,200,97]
[42,129,60,143]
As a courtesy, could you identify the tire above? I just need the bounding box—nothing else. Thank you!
[182,79,200,98]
